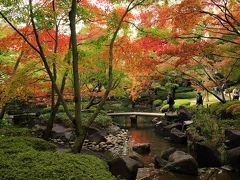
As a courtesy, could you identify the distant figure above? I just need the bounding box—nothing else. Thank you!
[167,93,175,112]
[221,82,228,92]
[232,88,239,100]
[196,92,203,106]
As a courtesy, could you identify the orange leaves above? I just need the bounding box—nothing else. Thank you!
[0,26,70,60]
[172,0,202,33]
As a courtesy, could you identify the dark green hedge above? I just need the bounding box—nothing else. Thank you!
[0,136,115,180]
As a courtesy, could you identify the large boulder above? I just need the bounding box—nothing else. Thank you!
[161,147,176,160]
[164,151,198,176]
[87,132,106,144]
[154,121,170,136]
[154,148,176,168]
[170,128,187,144]
[105,124,121,136]
[154,155,168,168]
[129,154,144,168]
[132,143,151,154]
[225,129,240,149]
[163,123,183,137]
[194,142,221,167]
[226,146,240,171]
[177,106,192,122]
[108,156,143,180]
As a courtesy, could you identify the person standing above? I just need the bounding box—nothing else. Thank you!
[196,92,203,106]
[167,93,175,112]
[232,88,239,100]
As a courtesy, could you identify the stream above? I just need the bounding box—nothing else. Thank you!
[112,115,240,180]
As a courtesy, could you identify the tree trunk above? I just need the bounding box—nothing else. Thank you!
[0,105,7,120]
[69,0,83,152]
[43,71,68,140]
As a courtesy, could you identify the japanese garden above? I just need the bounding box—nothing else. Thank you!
[0,0,240,179]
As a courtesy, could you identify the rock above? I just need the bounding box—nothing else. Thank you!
[152,117,160,123]
[64,131,73,140]
[194,142,221,167]
[154,155,168,168]
[161,147,176,161]
[221,165,233,171]
[129,153,144,168]
[154,121,168,136]
[88,132,107,144]
[187,132,205,143]
[226,146,240,171]
[224,129,240,149]
[163,123,183,137]
[170,128,187,144]
[164,151,198,176]
[136,168,160,180]
[99,142,106,147]
[108,156,143,180]
[177,106,192,122]
[182,120,193,131]
[132,143,151,154]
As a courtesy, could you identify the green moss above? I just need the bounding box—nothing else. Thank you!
[0,136,115,180]
[160,99,191,112]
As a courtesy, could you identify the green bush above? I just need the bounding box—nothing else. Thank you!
[209,101,240,119]
[187,108,223,143]
[39,112,73,127]
[221,119,240,130]
[0,137,56,154]
[176,87,193,93]
[175,91,197,99]
[153,99,163,106]
[0,127,32,137]
[156,91,168,100]
[82,110,112,127]
[40,103,76,114]
[0,137,115,180]
[160,99,191,112]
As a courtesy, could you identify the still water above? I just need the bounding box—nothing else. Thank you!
[113,116,240,180]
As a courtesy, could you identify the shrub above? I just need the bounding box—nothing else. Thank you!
[209,101,240,119]
[226,104,240,119]
[187,108,223,143]
[0,137,115,180]
[82,110,112,127]
[160,99,191,112]
[94,112,112,127]
[0,127,32,137]
[0,137,56,154]
[153,99,163,106]
[221,119,240,129]
[175,91,197,99]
